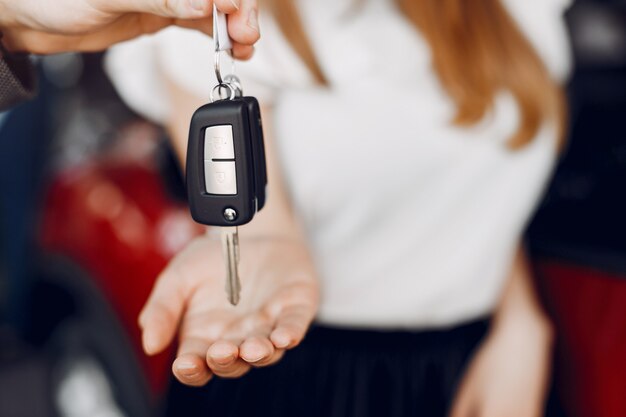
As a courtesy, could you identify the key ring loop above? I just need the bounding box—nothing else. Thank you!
[212,6,241,100]
[213,4,235,87]
[224,74,243,97]
[214,50,225,85]
[211,82,236,102]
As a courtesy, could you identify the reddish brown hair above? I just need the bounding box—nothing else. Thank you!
[265,0,566,148]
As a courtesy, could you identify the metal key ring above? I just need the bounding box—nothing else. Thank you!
[224,74,243,97]
[214,50,224,85]
[211,82,236,102]
[215,50,238,86]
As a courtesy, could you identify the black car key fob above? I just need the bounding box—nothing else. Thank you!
[186,95,267,227]
[185,6,267,306]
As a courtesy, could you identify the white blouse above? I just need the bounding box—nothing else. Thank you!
[106,0,572,329]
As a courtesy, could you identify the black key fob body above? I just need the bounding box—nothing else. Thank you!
[186,97,267,227]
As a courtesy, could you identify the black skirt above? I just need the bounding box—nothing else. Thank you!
[165,319,490,417]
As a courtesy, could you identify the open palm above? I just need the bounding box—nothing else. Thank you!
[139,233,319,385]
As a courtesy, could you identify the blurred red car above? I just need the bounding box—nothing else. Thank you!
[39,122,203,402]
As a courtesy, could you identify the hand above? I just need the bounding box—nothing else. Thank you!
[138,233,319,386]
[0,0,259,57]
[450,315,554,417]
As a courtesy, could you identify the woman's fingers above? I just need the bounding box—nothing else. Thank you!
[6,14,175,54]
[101,0,239,19]
[168,0,260,49]
[91,0,257,57]
[239,336,276,365]
[206,340,251,378]
[226,0,260,46]
[178,0,258,59]
[138,266,189,355]
[232,43,255,60]
[215,0,242,14]
[205,311,282,376]
[204,315,250,377]
[173,337,213,386]
[270,305,314,349]
[175,17,255,59]
[234,313,275,364]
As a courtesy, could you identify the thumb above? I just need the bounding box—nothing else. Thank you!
[138,265,188,355]
[100,0,240,19]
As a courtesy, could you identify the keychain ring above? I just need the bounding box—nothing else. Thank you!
[211,82,236,102]
[224,74,243,97]
[214,50,224,85]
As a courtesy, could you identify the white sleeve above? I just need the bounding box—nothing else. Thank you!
[105,12,313,124]
[104,34,169,123]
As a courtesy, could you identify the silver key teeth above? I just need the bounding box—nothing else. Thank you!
[221,226,241,306]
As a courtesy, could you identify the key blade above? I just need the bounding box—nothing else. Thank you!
[221,226,241,306]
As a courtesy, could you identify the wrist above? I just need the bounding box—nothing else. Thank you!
[492,306,554,346]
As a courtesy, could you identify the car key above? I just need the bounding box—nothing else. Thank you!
[186,84,267,306]
[185,8,267,305]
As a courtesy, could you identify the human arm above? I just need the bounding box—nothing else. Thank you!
[0,0,259,56]
[0,0,259,111]
[138,79,320,385]
[450,246,554,417]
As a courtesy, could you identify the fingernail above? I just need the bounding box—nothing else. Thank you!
[244,354,264,363]
[247,9,259,32]
[271,333,290,348]
[230,0,240,10]
[209,344,236,362]
[190,0,206,11]
[211,348,236,364]
[176,362,197,372]
[214,354,236,365]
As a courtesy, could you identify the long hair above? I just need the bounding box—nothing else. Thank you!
[265,0,566,148]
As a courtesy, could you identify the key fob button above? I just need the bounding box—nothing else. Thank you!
[204,125,235,160]
[204,160,237,195]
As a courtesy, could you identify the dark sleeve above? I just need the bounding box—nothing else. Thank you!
[0,33,37,112]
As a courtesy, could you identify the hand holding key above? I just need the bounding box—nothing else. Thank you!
[0,0,259,56]
[138,234,319,385]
